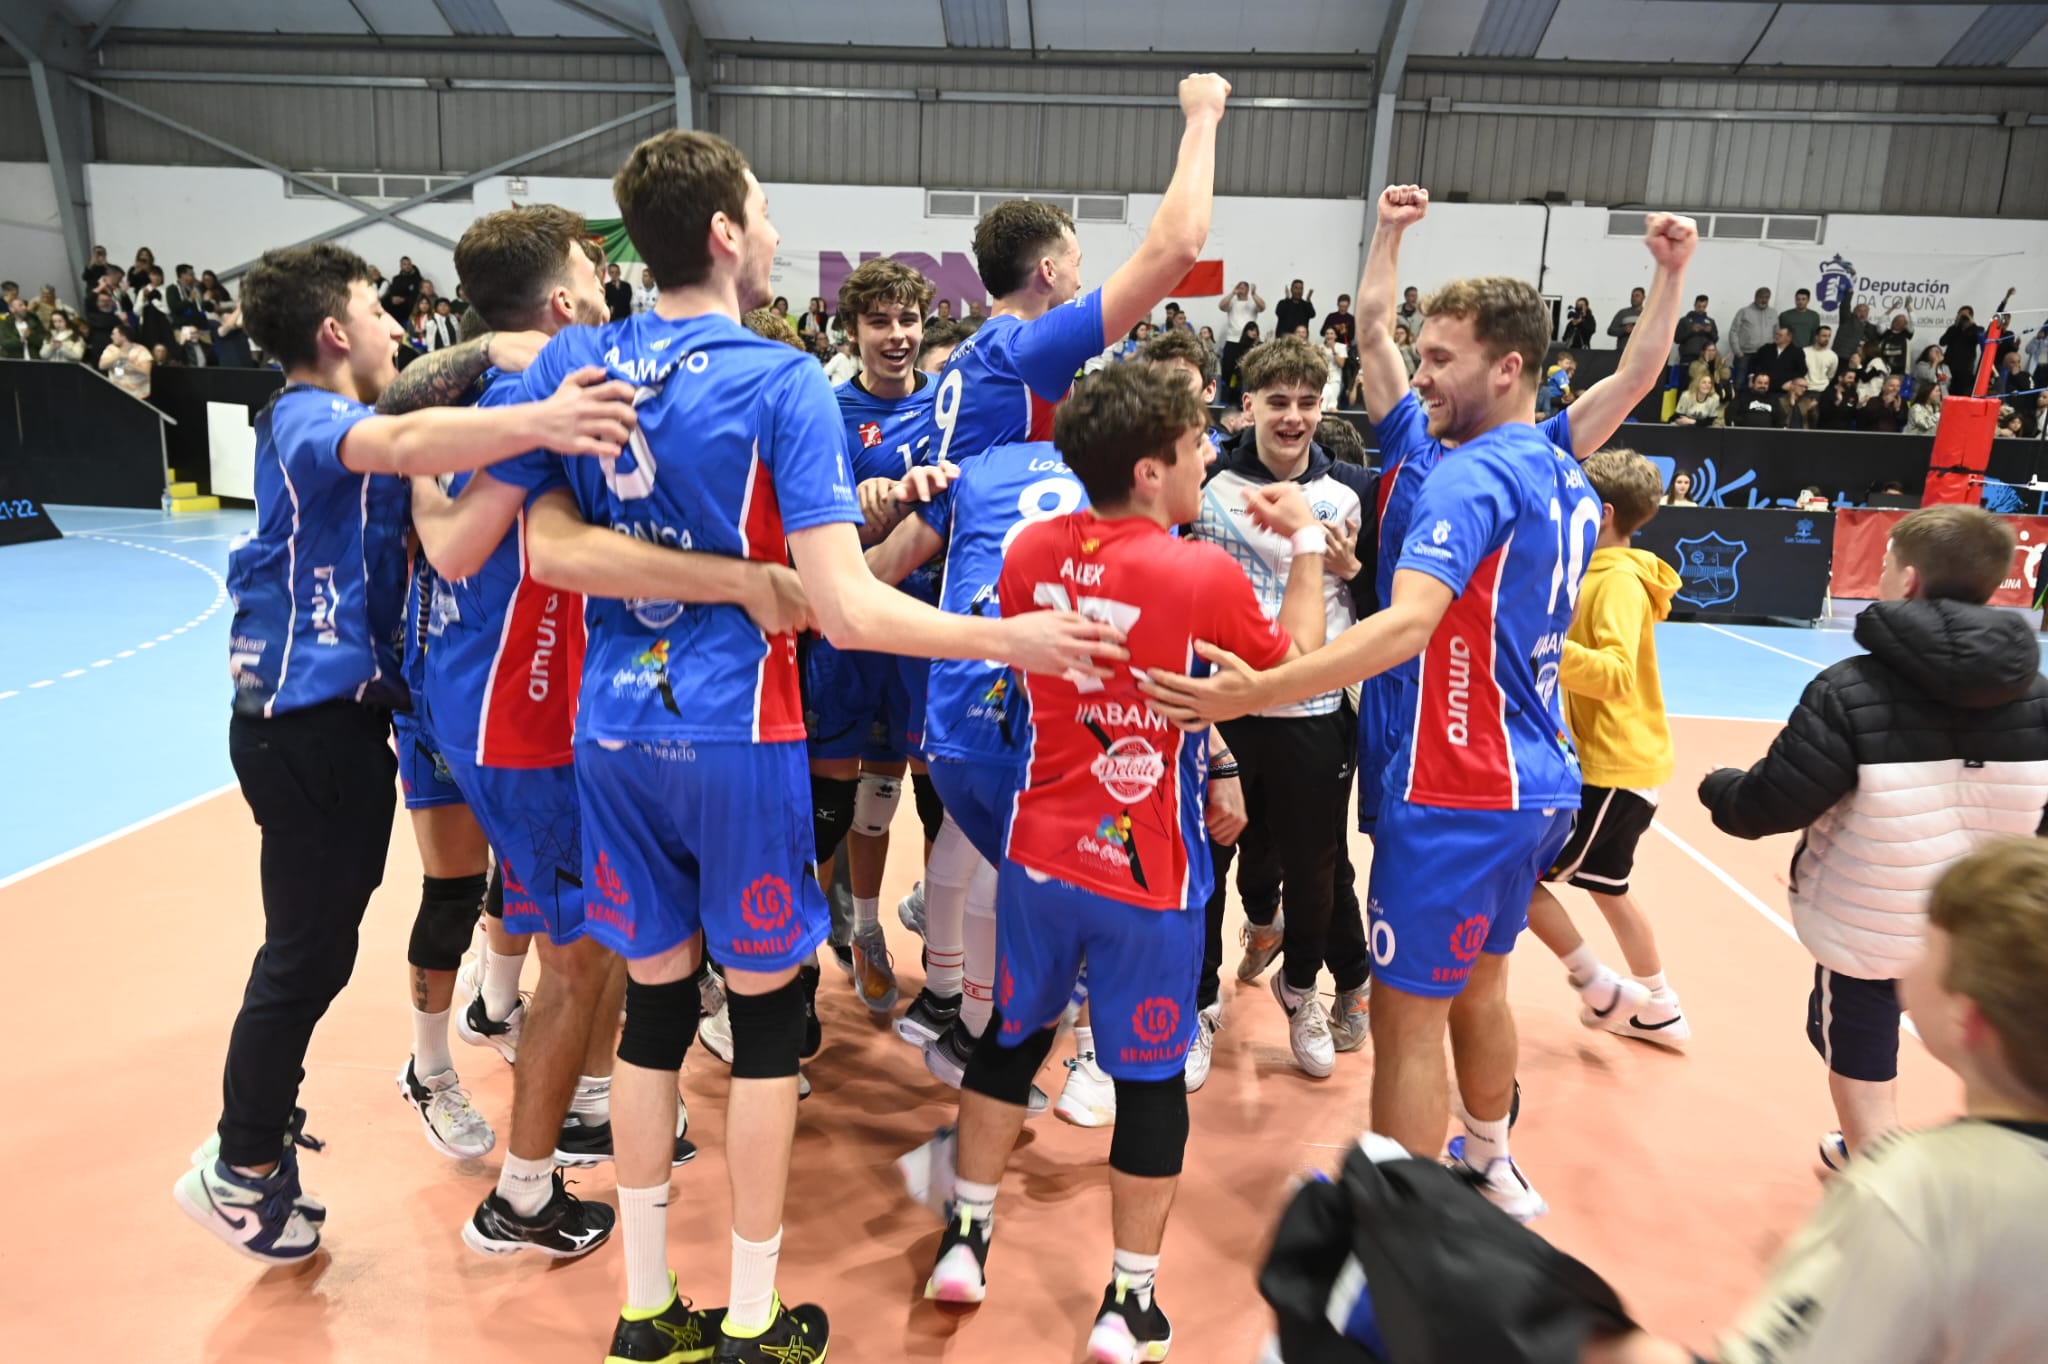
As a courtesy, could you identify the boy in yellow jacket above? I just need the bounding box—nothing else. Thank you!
[1526,448,1690,1046]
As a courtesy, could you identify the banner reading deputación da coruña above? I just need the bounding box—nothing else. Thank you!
[1776,249,2019,337]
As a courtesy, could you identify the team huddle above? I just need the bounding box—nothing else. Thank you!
[168,67,1902,1364]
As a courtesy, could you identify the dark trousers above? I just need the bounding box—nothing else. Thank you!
[1198,705,1370,1007]
[218,702,396,1165]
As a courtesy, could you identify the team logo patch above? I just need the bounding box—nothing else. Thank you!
[1431,519,1450,545]
[1448,914,1489,964]
[1131,996,1181,1045]
[740,874,794,932]
[593,851,629,907]
[1091,736,1166,803]
[1672,532,1747,609]
[858,421,883,449]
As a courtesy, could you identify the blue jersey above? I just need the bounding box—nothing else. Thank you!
[421,369,586,768]
[1387,421,1599,812]
[838,371,941,602]
[401,542,433,717]
[913,291,1105,467]
[227,384,409,717]
[493,313,860,745]
[918,441,1087,764]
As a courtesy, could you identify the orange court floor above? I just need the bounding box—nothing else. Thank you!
[0,714,1959,1364]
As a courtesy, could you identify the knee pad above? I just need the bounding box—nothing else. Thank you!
[618,974,702,1072]
[911,771,945,842]
[925,815,981,887]
[407,872,488,971]
[1108,1077,1190,1179]
[852,772,903,839]
[812,775,858,863]
[962,1008,1058,1107]
[727,976,806,1080]
[482,861,504,920]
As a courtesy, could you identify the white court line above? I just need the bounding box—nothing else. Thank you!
[56,512,246,536]
[1651,818,1920,1041]
[1696,621,1828,669]
[0,781,239,892]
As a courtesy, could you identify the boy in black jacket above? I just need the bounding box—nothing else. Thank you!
[1698,506,2048,1166]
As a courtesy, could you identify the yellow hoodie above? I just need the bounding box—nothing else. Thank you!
[1558,546,1680,789]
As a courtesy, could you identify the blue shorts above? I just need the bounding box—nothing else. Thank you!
[1355,672,1407,834]
[804,639,925,761]
[393,709,464,811]
[441,751,585,946]
[993,863,1203,1082]
[575,738,829,968]
[1365,800,1572,999]
[924,756,1022,866]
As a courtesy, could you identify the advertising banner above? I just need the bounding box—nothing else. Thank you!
[1831,508,2048,613]
[1776,249,2019,337]
[1630,506,1835,622]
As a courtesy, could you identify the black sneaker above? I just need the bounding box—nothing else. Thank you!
[799,962,823,1058]
[461,1169,614,1259]
[713,1298,830,1362]
[455,992,524,1064]
[923,1205,992,1303]
[605,1286,723,1363]
[827,940,853,976]
[1084,1276,1173,1364]
[895,988,961,1048]
[553,1116,698,1168]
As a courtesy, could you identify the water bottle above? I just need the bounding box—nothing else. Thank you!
[162,488,174,513]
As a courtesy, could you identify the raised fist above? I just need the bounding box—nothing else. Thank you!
[1179,73,1232,121]
[1644,212,1699,269]
[1378,185,1429,228]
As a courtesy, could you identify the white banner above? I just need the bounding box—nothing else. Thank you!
[1776,249,2020,338]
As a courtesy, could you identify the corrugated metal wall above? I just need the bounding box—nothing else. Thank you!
[0,53,45,162]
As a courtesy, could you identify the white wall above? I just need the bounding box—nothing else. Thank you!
[51,164,2048,345]
[0,164,72,302]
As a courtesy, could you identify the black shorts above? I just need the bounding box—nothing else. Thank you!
[1543,786,1655,896]
[1806,966,1902,1082]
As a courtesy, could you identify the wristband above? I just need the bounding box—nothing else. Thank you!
[1210,762,1241,781]
[1289,526,1326,557]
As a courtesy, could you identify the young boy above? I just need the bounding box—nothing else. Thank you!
[1526,448,1689,1045]
[1699,505,2048,1165]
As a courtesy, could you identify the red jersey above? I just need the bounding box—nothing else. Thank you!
[997,511,1290,910]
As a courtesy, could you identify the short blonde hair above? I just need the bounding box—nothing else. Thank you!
[1929,839,2048,1103]
[1579,448,1665,535]
[1420,275,1549,388]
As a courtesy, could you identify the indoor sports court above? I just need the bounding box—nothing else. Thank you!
[5,2,2048,1362]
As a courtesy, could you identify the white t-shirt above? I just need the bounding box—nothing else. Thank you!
[1719,1119,2048,1364]
[632,284,658,315]
[1806,346,1839,389]
[1223,294,1260,339]
[823,351,860,385]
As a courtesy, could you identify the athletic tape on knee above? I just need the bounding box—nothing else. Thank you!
[812,776,858,863]
[727,976,806,1080]
[926,816,980,887]
[1109,1077,1190,1178]
[407,872,489,971]
[618,974,702,1072]
[962,1007,1058,1107]
[852,773,903,839]
[911,771,945,843]
[483,861,504,920]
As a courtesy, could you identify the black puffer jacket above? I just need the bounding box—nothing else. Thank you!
[1699,597,2048,979]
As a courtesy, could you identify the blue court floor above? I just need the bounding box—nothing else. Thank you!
[0,503,2039,883]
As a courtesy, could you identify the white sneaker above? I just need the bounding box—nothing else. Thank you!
[1056,1050,1117,1128]
[898,881,927,939]
[1447,1135,1548,1222]
[1573,967,1652,1030]
[455,991,527,1065]
[174,1153,323,1263]
[697,997,733,1064]
[850,923,900,1013]
[897,1125,960,1217]
[398,1058,496,1160]
[1594,987,1691,1048]
[1272,976,1335,1079]
[1184,1005,1221,1093]
[1819,1130,1849,1173]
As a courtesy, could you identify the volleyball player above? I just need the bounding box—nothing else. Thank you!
[480,130,1120,1363]
[175,242,638,1263]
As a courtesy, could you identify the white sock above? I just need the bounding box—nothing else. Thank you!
[1635,970,1670,996]
[572,1075,611,1122]
[495,1152,555,1218]
[1461,1110,1511,1170]
[725,1226,783,1335]
[923,819,975,1000]
[1112,1248,1161,1310]
[853,895,881,934]
[481,945,525,1021]
[954,1175,999,1226]
[412,1008,453,1077]
[1074,1024,1096,1060]
[618,1183,673,1312]
[960,859,999,1037]
[1559,944,1602,988]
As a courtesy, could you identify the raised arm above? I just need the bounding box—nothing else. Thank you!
[1353,185,1428,421]
[1566,213,1698,453]
[1099,74,1230,341]
[341,367,635,478]
[410,471,528,581]
[374,329,550,415]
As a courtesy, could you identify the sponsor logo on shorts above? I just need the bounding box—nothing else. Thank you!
[593,851,629,907]
[1091,736,1165,803]
[1448,914,1489,963]
[1122,995,1188,1064]
[740,874,794,932]
[998,960,1015,1011]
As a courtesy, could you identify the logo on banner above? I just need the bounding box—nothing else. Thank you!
[1673,532,1748,608]
[1815,255,1855,313]
[1786,517,1824,545]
